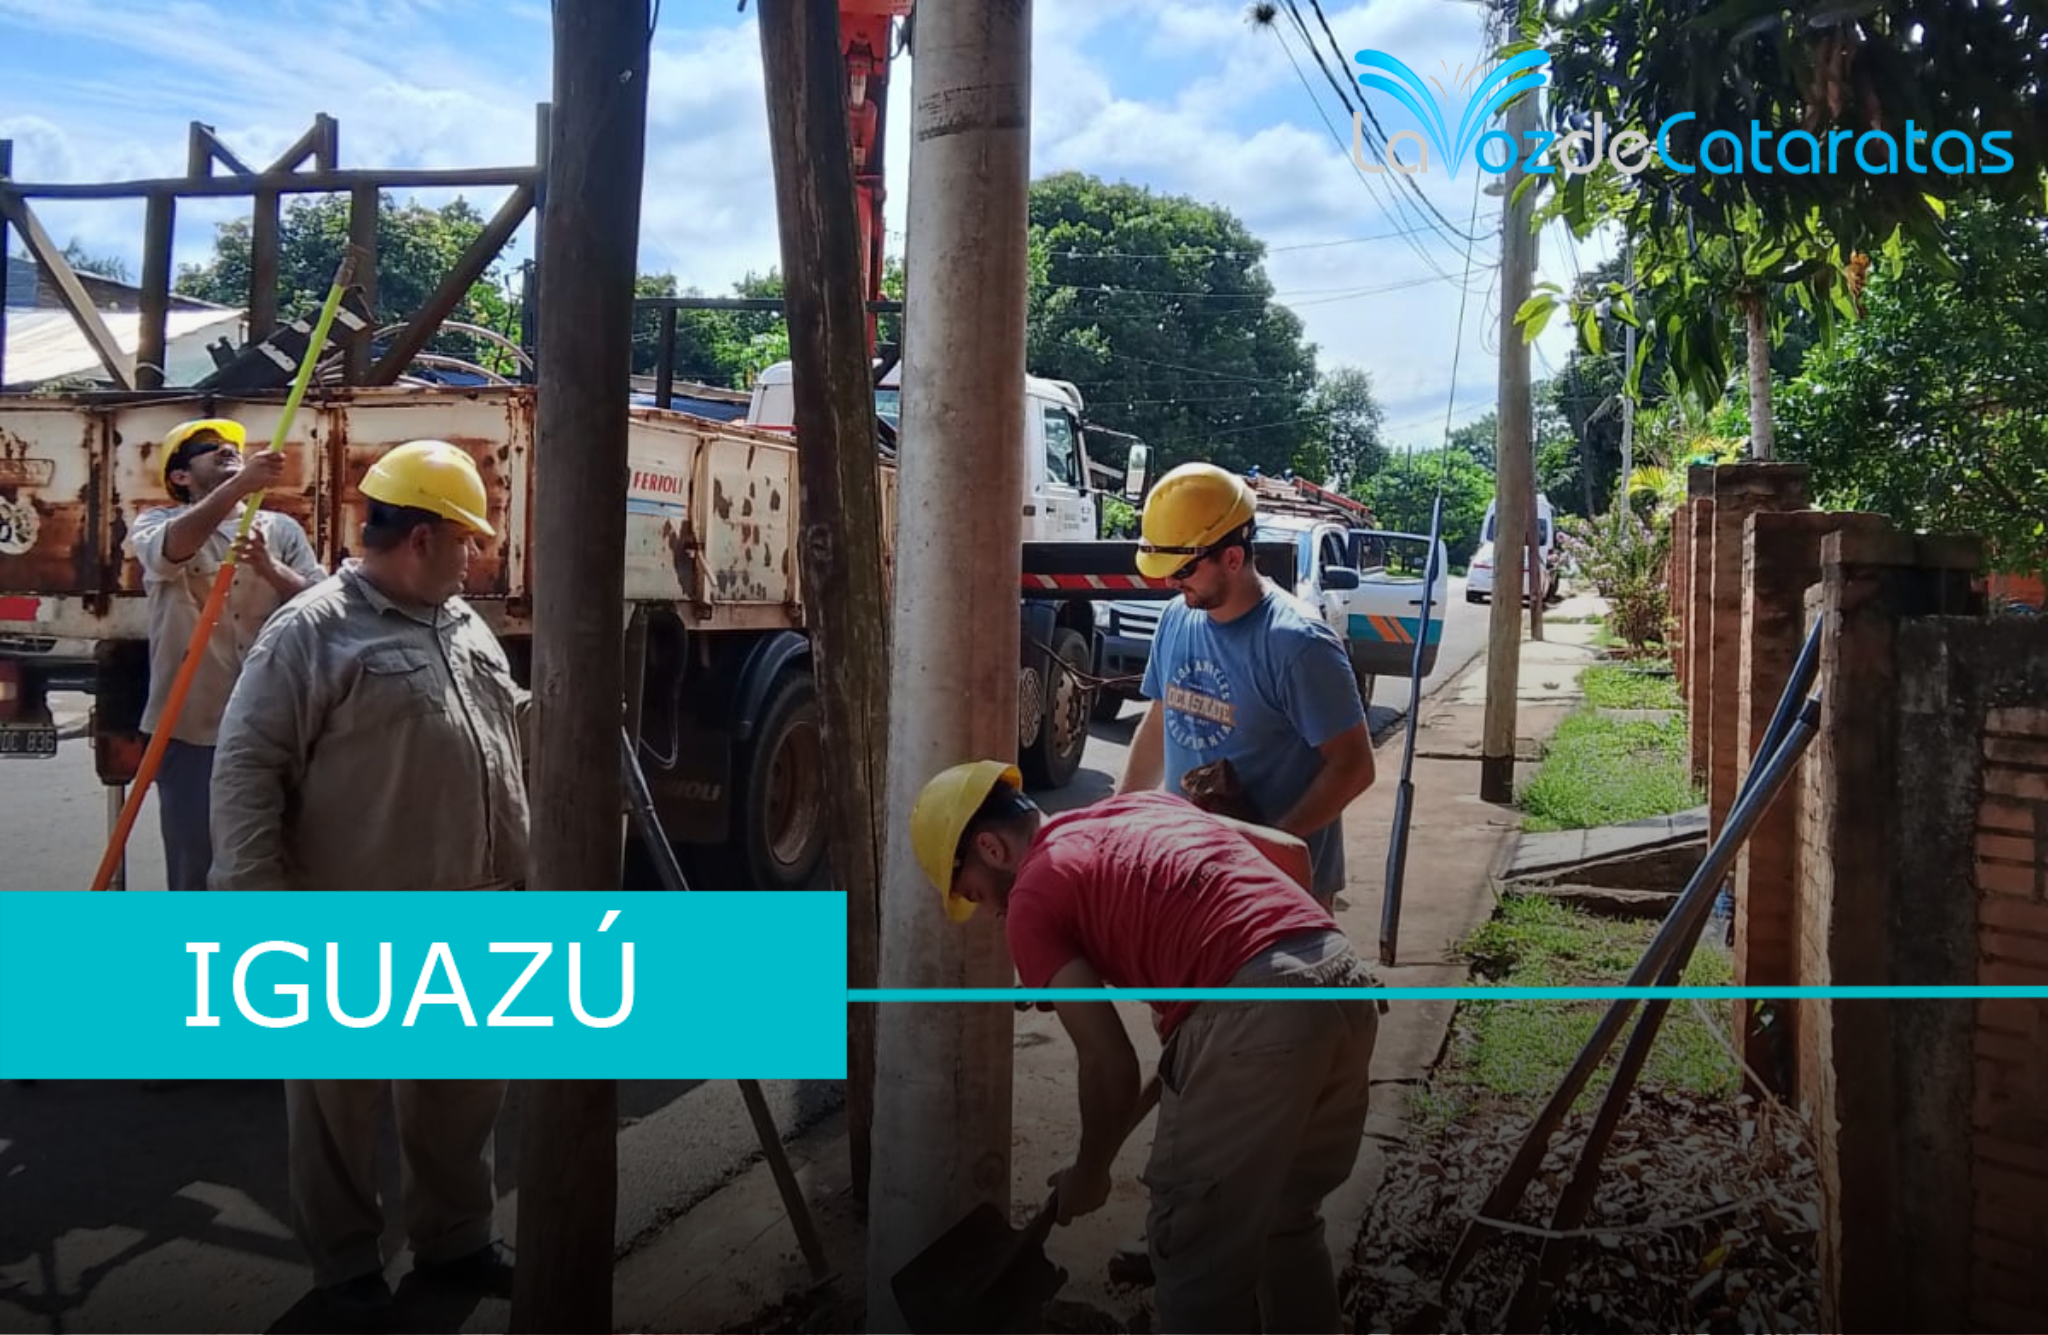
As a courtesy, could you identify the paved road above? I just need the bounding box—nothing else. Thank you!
[0,576,1485,1331]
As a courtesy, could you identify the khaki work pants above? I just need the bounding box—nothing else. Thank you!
[284,1078,507,1287]
[1143,950,1379,1334]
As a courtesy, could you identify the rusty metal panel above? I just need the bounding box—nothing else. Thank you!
[696,432,797,612]
[623,409,707,610]
[0,400,104,608]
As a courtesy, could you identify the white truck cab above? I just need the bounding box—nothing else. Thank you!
[746,360,1099,541]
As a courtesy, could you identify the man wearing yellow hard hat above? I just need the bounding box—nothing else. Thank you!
[1119,462,1375,908]
[208,439,527,1322]
[124,417,326,891]
[912,759,1380,1334]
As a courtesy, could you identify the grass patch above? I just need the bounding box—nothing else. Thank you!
[1518,708,1699,832]
[1580,663,1682,711]
[1444,894,1739,1107]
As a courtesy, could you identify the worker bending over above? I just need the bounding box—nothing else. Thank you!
[208,439,529,1323]
[914,761,1381,1335]
[1118,462,1375,908]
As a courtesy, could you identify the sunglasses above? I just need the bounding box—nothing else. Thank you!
[170,440,232,472]
[1138,541,1222,582]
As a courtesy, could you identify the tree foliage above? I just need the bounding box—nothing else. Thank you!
[1356,446,1497,567]
[1778,200,2048,576]
[1304,366,1387,488]
[1024,172,1323,477]
[1533,0,2048,259]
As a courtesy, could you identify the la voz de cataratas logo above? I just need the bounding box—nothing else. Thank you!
[1350,48,2018,179]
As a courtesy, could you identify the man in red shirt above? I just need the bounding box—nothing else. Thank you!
[910,760,1381,1334]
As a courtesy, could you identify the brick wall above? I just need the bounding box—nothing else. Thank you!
[1687,498,1715,786]
[1671,508,1691,698]
[1971,705,2048,1331]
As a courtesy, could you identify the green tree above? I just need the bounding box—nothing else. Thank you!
[1357,445,1496,567]
[61,239,131,283]
[1534,0,2048,259]
[175,193,522,372]
[1303,366,1387,489]
[1778,200,2048,577]
[1024,172,1321,476]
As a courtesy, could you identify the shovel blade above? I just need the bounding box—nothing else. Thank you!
[891,1201,1067,1334]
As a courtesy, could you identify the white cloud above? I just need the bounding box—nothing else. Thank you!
[2,0,1584,439]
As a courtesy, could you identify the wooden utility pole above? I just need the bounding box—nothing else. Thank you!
[512,3,649,1331]
[755,0,894,1207]
[1480,76,1539,804]
[869,1,1033,1328]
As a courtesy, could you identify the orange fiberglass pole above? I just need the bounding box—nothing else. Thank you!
[88,252,357,893]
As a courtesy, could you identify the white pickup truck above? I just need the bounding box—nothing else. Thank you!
[1092,500,1449,718]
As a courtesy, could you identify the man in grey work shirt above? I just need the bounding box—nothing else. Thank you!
[208,438,529,1322]
[126,417,325,892]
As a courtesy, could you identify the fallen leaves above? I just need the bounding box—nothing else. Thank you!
[1343,1089,1822,1334]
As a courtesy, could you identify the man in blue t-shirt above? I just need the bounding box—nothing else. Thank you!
[1119,463,1375,907]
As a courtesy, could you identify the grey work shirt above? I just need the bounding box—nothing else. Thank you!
[208,561,533,892]
[126,504,326,746]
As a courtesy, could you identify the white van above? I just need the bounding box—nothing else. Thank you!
[1467,493,1558,604]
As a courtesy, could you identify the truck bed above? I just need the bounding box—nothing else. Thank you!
[0,385,898,644]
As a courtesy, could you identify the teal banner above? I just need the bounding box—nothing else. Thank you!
[0,892,847,1080]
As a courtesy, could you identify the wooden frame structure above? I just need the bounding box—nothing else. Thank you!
[0,110,549,391]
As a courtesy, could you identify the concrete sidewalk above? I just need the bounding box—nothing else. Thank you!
[612,606,1609,1333]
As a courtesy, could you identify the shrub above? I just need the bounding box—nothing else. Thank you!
[1557,509,1670,656]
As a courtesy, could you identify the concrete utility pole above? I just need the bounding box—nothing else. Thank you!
[755,0,894,1206]
[868,1,1032,1329]
[513,2,649,1331]
[1481,76,1539,804]
[1620,236,1636,507]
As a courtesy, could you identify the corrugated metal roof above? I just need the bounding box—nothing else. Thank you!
[2,307,246,388]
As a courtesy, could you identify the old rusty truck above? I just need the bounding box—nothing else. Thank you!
[0,381,1182,891]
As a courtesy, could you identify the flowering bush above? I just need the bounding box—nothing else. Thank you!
[1557,509,1670,656]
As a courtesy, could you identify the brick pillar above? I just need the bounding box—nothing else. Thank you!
[1671,506,1691,697]
[1732,510,1889,1096]
[1893,616,2048,1332]
[1801,525,1983,1333]
[1705,464,1808,841]
[1686,496,1715,786]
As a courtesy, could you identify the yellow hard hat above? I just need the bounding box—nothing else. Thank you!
[360,439,495,537]
[158,418,247,490]
[1135,462,1256,579]
[910,759,1023,923]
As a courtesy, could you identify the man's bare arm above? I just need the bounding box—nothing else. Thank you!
[162,452,287,563]
[1273,720,1376,838]
[1115,699,1167,796]
[1048,958,1140,1202]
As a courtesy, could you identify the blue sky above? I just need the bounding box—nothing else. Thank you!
[1,0,1592,445]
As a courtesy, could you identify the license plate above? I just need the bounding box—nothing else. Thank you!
[0,725,58,758]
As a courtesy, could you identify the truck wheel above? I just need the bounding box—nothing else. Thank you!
[1020,627,1091,790]
[1089,687,1126,723]
[730,669,828,890]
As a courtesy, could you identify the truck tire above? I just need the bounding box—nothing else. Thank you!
[1020,627,1091,790]
[1089,687,1126,723]
[721,668,828,891]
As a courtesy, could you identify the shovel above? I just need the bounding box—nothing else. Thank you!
[892,1074,1162,1334]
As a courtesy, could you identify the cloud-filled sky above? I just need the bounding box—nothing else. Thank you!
[1,0,1596,447]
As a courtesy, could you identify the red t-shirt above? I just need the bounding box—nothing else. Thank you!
[1004,791,1338,1038]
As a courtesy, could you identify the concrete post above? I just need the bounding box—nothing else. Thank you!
[1732,510,1890,1095]
[1800,524,1981,1333]
[868,2,1032,1329]
[1480,81,1540,804]
[1705,464,1808,842]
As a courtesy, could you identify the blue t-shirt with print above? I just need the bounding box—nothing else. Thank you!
[1140,582,1367,900]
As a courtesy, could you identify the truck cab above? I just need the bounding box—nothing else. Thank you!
[745,360,1100,542]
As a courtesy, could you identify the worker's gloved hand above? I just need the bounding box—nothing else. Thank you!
[1047,1163,1111,1225]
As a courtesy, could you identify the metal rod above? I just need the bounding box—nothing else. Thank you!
[1437,693,1823,1307]
[1380,490,1448,965]
[1501,701,1822,1330]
